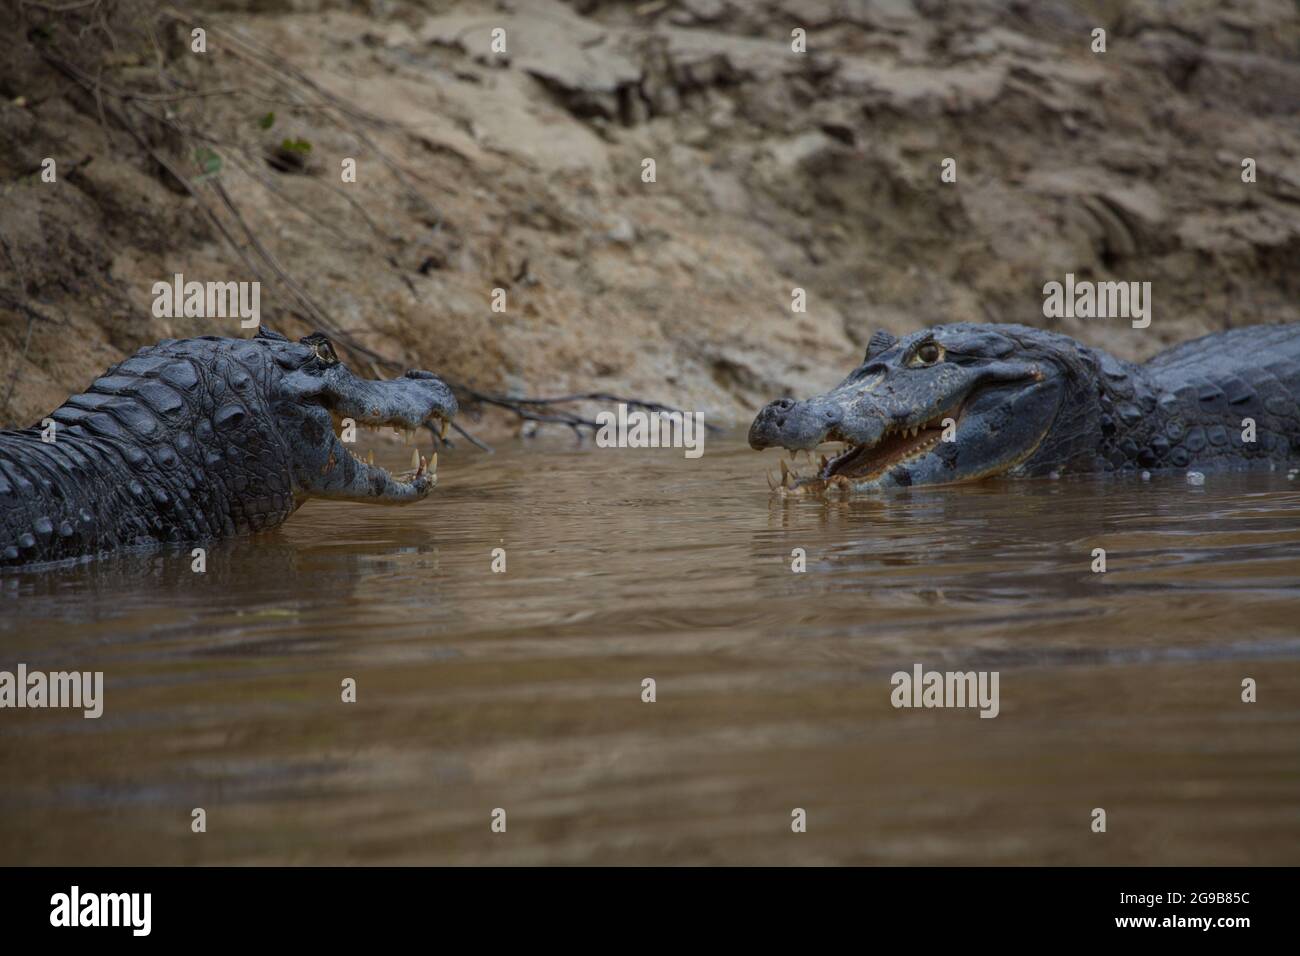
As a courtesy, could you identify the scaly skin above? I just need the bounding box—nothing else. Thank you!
[0,327,456,568]
[749,323,1300,491]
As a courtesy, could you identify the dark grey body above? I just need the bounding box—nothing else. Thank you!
[1018,323,1300,476]
[0,328,455,568]
[749,324,1300,490]
[1115,325,1299,472]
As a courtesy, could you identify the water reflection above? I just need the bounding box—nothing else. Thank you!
[1,433,1297,864]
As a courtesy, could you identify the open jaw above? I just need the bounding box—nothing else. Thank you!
[328,411,451,487]
[767,407,959,494]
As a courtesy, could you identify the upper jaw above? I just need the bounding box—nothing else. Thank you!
[344,371,458,432]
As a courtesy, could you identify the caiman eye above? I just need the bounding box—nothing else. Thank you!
[911,342,944,366]
[312,340,339,365]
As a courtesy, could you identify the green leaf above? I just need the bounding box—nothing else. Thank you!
[258,111,276,130]
[194,146,222,176]
[280,137,312,155]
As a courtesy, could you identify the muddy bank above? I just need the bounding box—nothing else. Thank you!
[1,0,1297,434]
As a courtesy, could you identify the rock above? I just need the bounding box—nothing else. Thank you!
[606,217,637,245]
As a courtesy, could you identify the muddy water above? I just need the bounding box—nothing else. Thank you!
[1,433,1298,865]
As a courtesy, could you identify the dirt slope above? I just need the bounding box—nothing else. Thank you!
[1,0,1297,434]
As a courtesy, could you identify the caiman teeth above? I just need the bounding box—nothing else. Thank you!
[795,409,958,484]
[334,420,446,484]
[393,451,435,482]
[764,433,948,495]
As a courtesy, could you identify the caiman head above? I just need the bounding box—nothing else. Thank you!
[748,323,1099,492]
[257,327,458,505]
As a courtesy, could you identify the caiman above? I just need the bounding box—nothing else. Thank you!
[749,323,1300,491]
[0,327,456,567]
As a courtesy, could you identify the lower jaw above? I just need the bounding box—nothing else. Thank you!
[770,462,921,496]
[819,436,946,491]
[766,434,948,495]
[345,449,436,486]
[781,472,894,496]
[333,422,440,484]
[776,444,1044,496]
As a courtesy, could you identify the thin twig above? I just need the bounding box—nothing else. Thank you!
[19,0,101,12]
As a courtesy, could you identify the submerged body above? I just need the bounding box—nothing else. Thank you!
[0,327,456,568]
[749,323,1300,491]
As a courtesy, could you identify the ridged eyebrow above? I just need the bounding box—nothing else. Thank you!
[906,334,937,355]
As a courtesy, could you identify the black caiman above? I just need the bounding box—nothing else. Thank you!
[0,327,456,568]
[749,323,1300,491]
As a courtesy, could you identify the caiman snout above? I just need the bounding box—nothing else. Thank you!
[748,396,843,450]
[396,369,460,427]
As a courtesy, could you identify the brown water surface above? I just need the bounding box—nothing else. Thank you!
[1,434,1298,864]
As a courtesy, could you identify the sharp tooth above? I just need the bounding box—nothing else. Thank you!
[439,418,450,440]
[416,454,427,477]
[780,458,790,485]
[430,452,437,475]
[820,454,829,470]
[411,448,420,471]
[367,450,375,466]
[766,470,777,490]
